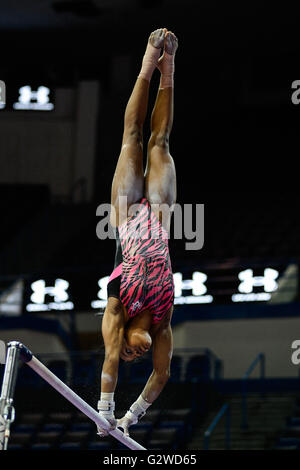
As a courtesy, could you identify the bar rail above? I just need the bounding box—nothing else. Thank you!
[241,352,265,429]
[203,403,230,450]
[0,341,145,450]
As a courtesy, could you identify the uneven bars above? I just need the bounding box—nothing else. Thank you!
[3,342,146,450]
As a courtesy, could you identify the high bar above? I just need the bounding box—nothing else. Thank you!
[4,341,146,451]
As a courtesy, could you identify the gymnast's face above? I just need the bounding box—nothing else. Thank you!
[120,329,152,362]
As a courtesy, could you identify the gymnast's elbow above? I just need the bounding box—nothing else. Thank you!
[104,350,120,365]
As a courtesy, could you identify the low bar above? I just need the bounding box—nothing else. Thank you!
[1,342,146,451]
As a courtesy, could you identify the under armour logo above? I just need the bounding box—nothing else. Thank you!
[13,85,54,110]
[19,86,49,105]
[173,272,207,297]
[97,276,109,300]
[238,269,279,294]
[30,279,69,304]
[0,80,6,107]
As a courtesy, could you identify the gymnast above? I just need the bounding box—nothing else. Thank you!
[97,27,178,437]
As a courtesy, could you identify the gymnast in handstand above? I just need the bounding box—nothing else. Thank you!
[97,27,178,437]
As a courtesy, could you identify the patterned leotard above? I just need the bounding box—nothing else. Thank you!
[107,197,174,324]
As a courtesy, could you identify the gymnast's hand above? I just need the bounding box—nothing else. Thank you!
[97,399,117,437]
[116,412,137,437]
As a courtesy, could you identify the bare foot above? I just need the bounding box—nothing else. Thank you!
[149,28,167,49]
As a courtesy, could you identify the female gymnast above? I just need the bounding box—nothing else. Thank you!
[97,27,178,437]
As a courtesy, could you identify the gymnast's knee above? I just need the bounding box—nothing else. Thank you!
[148,131,169,151]
[123,123,143,146]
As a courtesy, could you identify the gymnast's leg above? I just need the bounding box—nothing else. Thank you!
[144,30,178,231]
[110,28,166,227]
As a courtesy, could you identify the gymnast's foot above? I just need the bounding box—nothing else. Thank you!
[138,28,166,81]
[148,28,167,49]
[157,30,178,88]
[163,30,178,55]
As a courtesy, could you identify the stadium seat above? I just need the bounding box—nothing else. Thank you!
[274,437,300,450]
[9,432,33,447]
[13,423,37,434]
[149,427,179,449]
[41,423,65,433]
[88,441,112,450]
[129,428,150,445]
[70,421,93,432]
[61,430,90,443]
[47,412,72,424]
[19,412,44,425]
[31,443,53,450]
[34,431,61,445]
[59,442,82,450]
[7,444,23,450]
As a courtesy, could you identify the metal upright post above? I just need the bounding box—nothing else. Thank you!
[0,342,21,450]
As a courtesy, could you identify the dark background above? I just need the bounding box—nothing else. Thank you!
[1,0,299,201]
[1,0,300,293]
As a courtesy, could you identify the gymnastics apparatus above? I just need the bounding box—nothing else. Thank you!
[0,341,145,450]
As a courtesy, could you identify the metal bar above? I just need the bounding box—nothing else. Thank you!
[241,353,265,429]
[243,353,262,379]
[204,403,230,450]
[225,406,231,450]
[260,354,265,398]
[25,354,145,450]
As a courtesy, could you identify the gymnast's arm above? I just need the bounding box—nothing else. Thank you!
[116,316,173,436]
[101,300,125,393]
[142,320,173,403]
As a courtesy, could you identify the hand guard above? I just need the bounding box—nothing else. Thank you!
[96,399,117,438]
[117,404,147,437]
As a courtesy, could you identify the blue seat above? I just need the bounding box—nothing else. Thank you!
[13,423,36,433]
[159,420,185,429]
[88,441,111,450]
[48,412,72,424]
[59,442,82,450]
[7,444,23,450]
[163,409,191,421]
[9,432,33,447]
[133,421,152,430]
[278,437,300,447]
[31,443,53,450]
[41,423,64,432]
[70,422,93,432]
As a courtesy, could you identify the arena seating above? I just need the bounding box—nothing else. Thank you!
[274,397,300,450]
[6,406,194,450]
[2,349,210,451]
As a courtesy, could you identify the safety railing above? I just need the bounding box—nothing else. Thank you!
[203,403,231,450]
[241,352,265,429]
